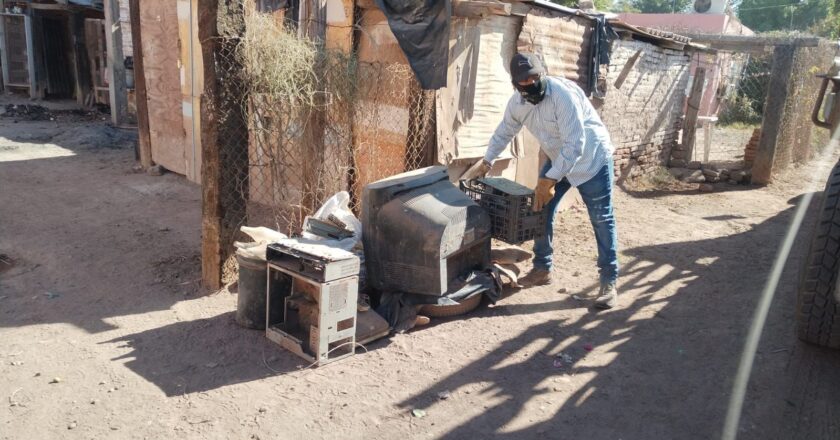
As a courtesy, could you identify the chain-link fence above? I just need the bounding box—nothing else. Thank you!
[692,51,774,167]
[212,1,435,280]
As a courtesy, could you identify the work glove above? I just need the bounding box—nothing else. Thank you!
[533,177,557,212]
[460,159,492,180]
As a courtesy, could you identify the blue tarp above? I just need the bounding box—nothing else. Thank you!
[67,0,104,9]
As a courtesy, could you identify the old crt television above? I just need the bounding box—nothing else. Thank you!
[362,166,491,296]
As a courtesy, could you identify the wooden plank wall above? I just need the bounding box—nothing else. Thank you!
[139,0,187,175]
[84,19,109,105]
[177,0,202,182]
[4,15,28,86]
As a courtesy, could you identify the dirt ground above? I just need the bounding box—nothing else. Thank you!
[2,107,840,440]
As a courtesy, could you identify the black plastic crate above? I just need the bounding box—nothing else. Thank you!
[460,178,546,244]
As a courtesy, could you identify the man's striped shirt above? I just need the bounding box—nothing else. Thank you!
[484,76,614,186]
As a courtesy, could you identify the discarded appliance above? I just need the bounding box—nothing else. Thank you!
[460,178,546,244]
[265,239,360,366]
[266,240,360,283]
[362,166,492,296]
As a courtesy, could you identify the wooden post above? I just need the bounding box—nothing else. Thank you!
[752,45,796,184]
[0,14,8,93]
[103,0,129,125]
[199,0,249,290]
[199,0,222,289]
[68,14,85,106]
[128,0,152,168]
[23,14,36,98]
[683,67,705,162]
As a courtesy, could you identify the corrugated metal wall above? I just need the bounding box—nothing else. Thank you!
[517,9,592,91]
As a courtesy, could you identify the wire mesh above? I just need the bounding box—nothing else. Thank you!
[212,2,436,273]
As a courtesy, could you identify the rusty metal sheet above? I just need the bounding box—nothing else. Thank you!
[518,9,592,90]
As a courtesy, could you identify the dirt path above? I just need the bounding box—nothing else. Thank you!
[2,115,839,440]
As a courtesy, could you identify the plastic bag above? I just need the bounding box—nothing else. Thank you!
[234,226,288,261]
[302,191,362,251]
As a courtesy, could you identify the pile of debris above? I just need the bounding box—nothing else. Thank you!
[2,104,109,123]
[669,160,752,188]
[235,167,534,367]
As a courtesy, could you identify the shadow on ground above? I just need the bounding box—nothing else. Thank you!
[104,312,297,396]
[394,192,840,439]
[0,119,196,334]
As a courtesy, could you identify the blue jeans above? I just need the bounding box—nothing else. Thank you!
[533,160,619,284]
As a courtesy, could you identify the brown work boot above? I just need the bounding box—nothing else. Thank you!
[521,268,553,287]
[595,282,617,309]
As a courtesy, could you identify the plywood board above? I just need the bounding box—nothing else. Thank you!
[357,9,408,65]
[177,0,203,182]
[141,0,186,175]
[436,15,522,162]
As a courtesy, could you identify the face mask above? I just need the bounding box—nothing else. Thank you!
[515,76,547,105]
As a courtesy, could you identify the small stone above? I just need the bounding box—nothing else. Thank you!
[10,361,23,366]
[67,422,77,430]
[147,165,165,176]
[557,287,568,294]
[258,407,267,413]
[699,183,715,192]
[99,381,106,385]
[131,164,144,173]
[411,409,427,418]
[687,161,702,170]
[49,377,61,384]
[669,167,689,179]
[437,391,451,400]
[34,372,41,377]
[683,170,705,183]
[90,399,97,405]
[110,426,120,431]
[572,271,580,277]
[732,170,748,183]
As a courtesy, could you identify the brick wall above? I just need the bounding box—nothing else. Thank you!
[597,40,690,180]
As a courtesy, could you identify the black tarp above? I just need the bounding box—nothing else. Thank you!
[589,14,618,98]
[375,269,502,331]
[374,0,451,90]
